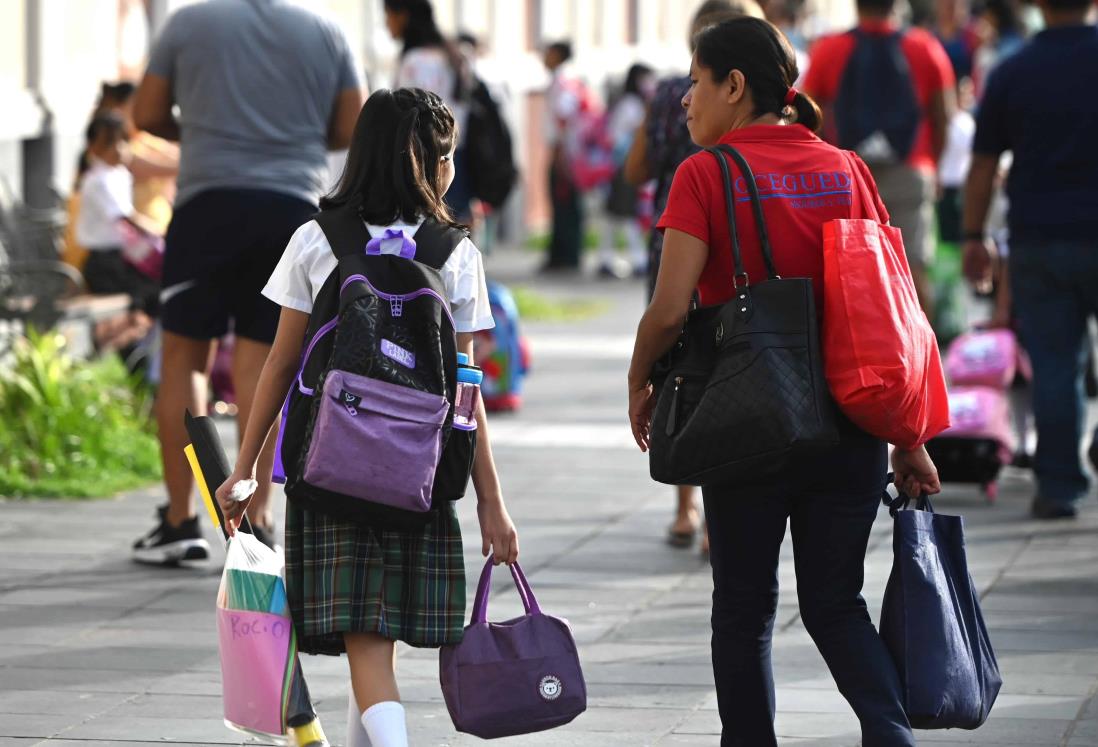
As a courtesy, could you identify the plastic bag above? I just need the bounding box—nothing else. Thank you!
[217,533,298,740]
[822,154,950,448]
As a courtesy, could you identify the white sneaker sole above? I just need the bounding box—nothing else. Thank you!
[133,538,211,566]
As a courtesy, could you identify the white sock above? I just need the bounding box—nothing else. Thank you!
[346,690,372,747]
[360,701,408,747]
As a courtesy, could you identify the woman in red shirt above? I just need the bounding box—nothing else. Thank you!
[626,17,939,747]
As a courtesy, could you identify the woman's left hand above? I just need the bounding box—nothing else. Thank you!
[477,497,519,566]
[629,381,655,452]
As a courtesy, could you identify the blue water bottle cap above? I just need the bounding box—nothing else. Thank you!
[457,366,483,385]
[457,352,470,366]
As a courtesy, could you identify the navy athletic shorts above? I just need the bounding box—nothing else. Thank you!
[160,188,316,343]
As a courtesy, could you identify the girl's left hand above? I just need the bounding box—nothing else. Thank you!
[477,497,519,566]
[628,382,655,452]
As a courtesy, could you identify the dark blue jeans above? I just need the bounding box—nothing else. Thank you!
[702,432,913,747]
[1011,237,1098,506]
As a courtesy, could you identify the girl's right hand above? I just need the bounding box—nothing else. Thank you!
[215,466,257,535]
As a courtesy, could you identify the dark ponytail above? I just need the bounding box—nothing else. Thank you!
[694,16,822,133]
[322,88,461,228]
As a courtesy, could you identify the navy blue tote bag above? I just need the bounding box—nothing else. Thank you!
[880,489,1002,729]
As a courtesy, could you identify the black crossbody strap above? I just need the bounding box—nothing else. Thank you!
[707,148,746,287]
[715,144,781,280]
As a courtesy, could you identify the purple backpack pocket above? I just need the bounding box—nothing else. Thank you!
[302,370,447,513]
[440,559,586,739]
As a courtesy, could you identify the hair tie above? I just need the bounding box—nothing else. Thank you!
[784,87,798,107]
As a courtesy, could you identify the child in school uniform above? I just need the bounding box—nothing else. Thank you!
[75,113,161,316]
[215,88,519,747]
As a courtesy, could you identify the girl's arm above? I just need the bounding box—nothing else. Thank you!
[215,307,309,530]
[459,332,519,565]
[627,228,709,451]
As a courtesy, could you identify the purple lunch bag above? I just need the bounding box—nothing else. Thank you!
[440,559,586,739]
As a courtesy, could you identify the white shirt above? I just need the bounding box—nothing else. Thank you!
[395,47,468,136]
[262,219,495,334]
[939,110,975,189]
[544,65,581,148]
[75,161,134,250]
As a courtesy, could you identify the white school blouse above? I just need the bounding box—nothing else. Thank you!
[262,218,495,333]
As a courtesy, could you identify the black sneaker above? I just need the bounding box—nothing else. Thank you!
[1030,496,1078,520]
[1088,438,1098,475]
[133,512,211,565]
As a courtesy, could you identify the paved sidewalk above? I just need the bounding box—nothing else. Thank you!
[1,250,1097,746]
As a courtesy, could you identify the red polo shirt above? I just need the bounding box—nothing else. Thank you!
[802,22,955,173]
[657,124,887,307]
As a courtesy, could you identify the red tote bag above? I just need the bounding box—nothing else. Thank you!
[821,154,950,449]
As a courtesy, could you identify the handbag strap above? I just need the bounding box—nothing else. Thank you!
[882,473,935,517]
[470,558,542,624]
[707,147,748,288]
[715,144,781,281]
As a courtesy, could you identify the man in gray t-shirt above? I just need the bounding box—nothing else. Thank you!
[131,0,364,566]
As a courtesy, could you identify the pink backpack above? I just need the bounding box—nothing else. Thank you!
[944,330,1026,389]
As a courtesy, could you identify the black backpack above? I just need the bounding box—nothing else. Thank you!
[834,30,921,164]
[275,204,477,529]
[465,77,518,208]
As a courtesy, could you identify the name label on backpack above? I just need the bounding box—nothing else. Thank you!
[381,339,417,369]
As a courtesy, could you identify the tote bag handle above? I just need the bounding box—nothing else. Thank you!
[712,144,781,282]
[470,558,542,624]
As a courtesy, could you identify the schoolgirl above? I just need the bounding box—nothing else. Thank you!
[216,87,519,747]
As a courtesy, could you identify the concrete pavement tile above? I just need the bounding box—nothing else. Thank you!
[914,717,1070,743]
[584,683,713,710]
[989,693,1088,720]
[56,715,250,743]
[997,651,1098,675]
[0,739,39,746]
[0,666,163,694]
[34,743,221,747]
[0,690,131,717]
[582,661,717,687]
[0,713,78,739]
[0,645,216,673]
[97,692,222,720]
[996,672,1098,696]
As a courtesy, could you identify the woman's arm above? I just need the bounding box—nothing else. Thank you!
[627,228,709,450]
[623,117,651,186]
[215,308,309,529]
[459,332,519,565]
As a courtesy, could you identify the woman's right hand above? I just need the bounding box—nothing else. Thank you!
[891,445,941,498]
[215,466,257,535]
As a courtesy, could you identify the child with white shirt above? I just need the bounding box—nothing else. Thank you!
[75,113,160,315]
[215,88,519,747]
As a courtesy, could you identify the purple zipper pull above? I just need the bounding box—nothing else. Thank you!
[390,295,404,317]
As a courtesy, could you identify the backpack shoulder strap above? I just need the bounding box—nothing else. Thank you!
[412,220,469,270]
[314,205,371,260]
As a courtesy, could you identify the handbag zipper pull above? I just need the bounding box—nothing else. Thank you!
[666,376,683,436]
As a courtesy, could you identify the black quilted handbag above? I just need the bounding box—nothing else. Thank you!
[648,144,838,486]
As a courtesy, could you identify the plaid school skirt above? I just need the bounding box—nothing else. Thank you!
[284,501,467,656]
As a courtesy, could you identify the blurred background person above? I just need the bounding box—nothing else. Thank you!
[973,0,1027,98]
[624,0,763,556]
[384,0,476,225]
[963,0,1098,520]
[542,40,587,273]
[130,0,364,565]
[934,0,981,80]
[598,62,655,279]
[803,0,956,320]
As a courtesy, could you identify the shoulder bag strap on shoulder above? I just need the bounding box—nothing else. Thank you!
[715,144,780,280]
[314,206,372,260]
[707,147,747,288]
[409,220,469,271]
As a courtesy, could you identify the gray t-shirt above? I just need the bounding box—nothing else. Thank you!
[147,0,361,207]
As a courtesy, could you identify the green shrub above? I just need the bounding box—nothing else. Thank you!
[512,287,609,322]
[0,331,161,498]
